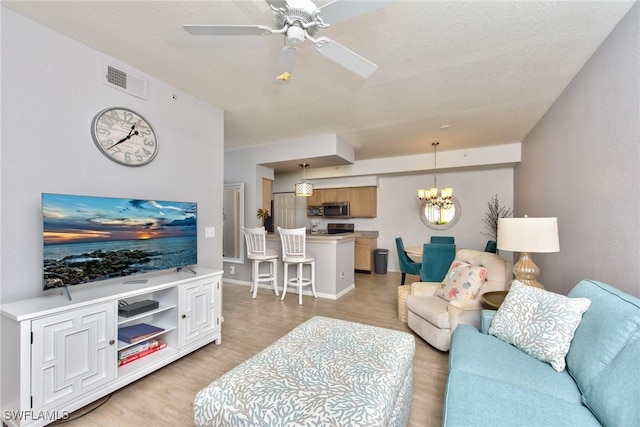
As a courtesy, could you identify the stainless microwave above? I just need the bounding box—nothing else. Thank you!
[307,206,323,217]
[322,202,350,218]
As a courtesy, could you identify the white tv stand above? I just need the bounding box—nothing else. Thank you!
[1,268,222,427]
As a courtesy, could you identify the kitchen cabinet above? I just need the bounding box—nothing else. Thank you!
[349,186,377,218]
[306,186,377,218]
[322,188,350,203]
[355,237,377,272]
[306,190,323,206]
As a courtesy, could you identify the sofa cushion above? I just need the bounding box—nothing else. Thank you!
[581,332,640,427]
[406,295,450,328]
[488,281,591,371]
[450,325,583,404]
[566,280,640,395]
[435,261,487,302]
[443,370,601,427]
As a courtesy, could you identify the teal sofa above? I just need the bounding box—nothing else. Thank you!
[443,279,640,426]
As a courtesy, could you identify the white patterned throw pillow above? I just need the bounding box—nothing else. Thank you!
[488,280,591,372]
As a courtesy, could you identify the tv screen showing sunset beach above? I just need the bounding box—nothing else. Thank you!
[42,193,197,289]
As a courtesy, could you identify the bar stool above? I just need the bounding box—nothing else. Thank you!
[242,226,279,298]
[277,227,316,305]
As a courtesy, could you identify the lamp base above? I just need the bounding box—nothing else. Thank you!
[512,252,545,289]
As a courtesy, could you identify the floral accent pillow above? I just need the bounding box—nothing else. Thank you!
[435,261,488,302]
[488,280,591,372]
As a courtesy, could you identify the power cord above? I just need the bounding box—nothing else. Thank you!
[49,393,112,425]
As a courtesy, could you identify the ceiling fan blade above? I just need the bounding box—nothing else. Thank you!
[264,0,287,11]
[183,24,273,36]
[313,37,377,77]
[318,0,393,26]
[285,0,319,11]
[273,45,298,84]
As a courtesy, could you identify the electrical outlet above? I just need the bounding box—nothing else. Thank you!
[205,227,215,238]
[229,265,235,275]
[340,272,344,279]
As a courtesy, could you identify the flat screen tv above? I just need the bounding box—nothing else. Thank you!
[43,193,197,290]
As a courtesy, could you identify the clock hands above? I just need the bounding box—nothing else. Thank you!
[106,124,139,150]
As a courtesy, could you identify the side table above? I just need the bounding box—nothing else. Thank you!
[480,290,509,310]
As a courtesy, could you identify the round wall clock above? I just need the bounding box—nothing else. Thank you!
[91,107,158,166]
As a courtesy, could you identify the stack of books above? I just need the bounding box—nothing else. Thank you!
[118,338,166,367]
[118,323,164,344]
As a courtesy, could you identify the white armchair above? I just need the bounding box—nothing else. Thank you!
[406,249,511,351]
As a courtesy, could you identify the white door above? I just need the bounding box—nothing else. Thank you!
[274,193,296,229]
[179,276,220,347]
[31,301,117,412]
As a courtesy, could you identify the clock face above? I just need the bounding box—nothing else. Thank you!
[91,107,158,166]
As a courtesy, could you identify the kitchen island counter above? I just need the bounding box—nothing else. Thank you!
[266,233,355,299]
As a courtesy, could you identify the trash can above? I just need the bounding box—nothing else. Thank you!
[374,248,389,274]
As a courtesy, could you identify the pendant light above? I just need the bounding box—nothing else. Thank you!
[295,163,313,196]
[417,142,453,208]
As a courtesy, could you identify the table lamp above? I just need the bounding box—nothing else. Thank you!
[497,216,559,289]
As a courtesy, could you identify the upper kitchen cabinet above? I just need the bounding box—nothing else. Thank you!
[306,188,350,205]
[306,190,323,206]
[306,186,377,218]
[322,188,350,203]
[349,186,377,218]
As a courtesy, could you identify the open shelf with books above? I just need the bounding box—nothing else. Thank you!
[118,337,168,366]
[116,323,176,352]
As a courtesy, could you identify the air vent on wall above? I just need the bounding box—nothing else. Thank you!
[103,63,148,100]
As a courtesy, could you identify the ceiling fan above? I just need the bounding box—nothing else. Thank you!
[184,0,392,84]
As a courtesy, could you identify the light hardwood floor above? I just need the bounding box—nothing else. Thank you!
[56,272,448,427]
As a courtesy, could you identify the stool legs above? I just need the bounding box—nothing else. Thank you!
[281,261,316,305]
[310,260,317,299]
[271,259,279,296]
[281,262,289,301]
[297,263,303,305]
[251,258,278,299]
[252,259,260,299]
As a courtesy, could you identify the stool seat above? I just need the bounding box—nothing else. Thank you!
[243,226,279,298]
[282,253,314,263]
[249,248,278,260]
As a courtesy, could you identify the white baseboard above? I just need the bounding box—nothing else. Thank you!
[222,280,355,300]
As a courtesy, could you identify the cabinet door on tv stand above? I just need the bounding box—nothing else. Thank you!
[178,275,221,348]
[31,301,117,413]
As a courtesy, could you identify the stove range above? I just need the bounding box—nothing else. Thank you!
[327,223,355,234]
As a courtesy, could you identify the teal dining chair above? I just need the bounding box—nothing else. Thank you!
[420,243,456,282]
[484,240,497,253]
[395,237,422,286]
[430,236,455,244]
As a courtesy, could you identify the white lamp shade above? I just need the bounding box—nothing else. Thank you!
[497,217,559,253]
[295,182,313,196]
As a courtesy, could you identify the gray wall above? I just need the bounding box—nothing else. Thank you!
[516,2,640,297]
[1,8,225,303]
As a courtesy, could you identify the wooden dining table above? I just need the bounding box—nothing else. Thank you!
[404,246,423,263]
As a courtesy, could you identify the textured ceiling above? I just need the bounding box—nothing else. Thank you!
[3,0,635,170]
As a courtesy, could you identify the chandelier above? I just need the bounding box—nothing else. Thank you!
[418,142,453,208]
[295,163,313,196]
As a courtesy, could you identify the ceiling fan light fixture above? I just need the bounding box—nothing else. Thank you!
[286,25,306,45]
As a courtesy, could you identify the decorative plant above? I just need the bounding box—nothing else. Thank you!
[482,195,513,241]
[256,208,270,226]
